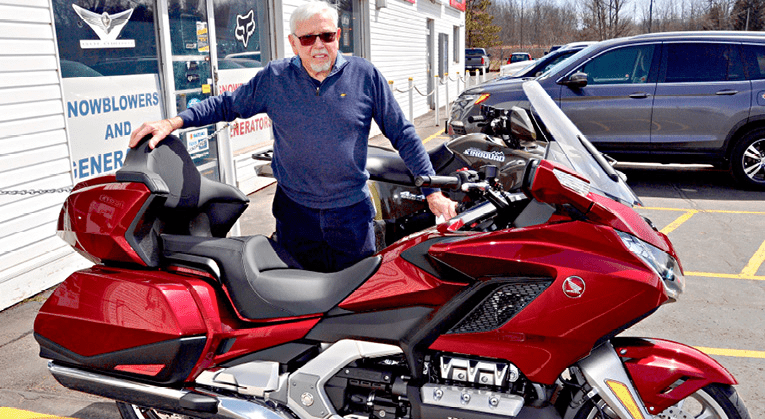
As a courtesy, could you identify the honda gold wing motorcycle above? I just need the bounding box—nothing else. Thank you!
[34,81,749,419]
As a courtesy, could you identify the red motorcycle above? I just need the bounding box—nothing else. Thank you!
[35,82,749,419]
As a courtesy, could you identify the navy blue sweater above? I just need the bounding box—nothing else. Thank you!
[179,54,436,209]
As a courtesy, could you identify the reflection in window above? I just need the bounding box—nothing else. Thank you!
[214,0,270,69]
[53,0,159,78]
[581,45,655,85]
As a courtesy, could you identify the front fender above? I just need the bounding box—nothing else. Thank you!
[613,337,737,414]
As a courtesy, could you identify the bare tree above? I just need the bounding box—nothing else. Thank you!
[580,0,633,40]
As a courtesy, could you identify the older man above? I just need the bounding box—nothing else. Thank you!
[129,0,456,272]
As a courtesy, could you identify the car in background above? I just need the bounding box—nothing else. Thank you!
[507,52,531,64]
[448,31,765,188]
[496,42,594,79]
[499,52,535,76]
[465,48,490,75]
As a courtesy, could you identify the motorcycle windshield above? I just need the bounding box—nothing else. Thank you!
[523,81,642,207]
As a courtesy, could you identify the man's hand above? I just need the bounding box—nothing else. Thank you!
[129,116,184,149]
[427,192,458,223]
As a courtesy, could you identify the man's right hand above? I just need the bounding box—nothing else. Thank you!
[129,116,184,149]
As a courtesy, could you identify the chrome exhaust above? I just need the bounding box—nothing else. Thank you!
[48,362,294,419]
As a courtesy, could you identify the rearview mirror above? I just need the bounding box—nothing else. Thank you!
[509,107,536,143]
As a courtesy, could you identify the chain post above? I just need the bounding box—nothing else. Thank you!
[456,71,461,95]
[444,73,450,120]
[388,80,394,92]
[434,74,440,126]
[408,77,414,123]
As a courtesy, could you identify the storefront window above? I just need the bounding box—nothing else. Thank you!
[53,0,159,78]
[214,0,270,69]
[333,0,359,56]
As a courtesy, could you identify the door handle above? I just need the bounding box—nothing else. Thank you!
[629,92,649,99]
[716,89,739,96]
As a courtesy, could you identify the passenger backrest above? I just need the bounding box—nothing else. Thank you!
[116,134,249,238]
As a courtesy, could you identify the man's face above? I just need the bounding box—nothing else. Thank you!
[289,12,341,79]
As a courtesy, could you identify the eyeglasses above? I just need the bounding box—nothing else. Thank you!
[295,31,337,46]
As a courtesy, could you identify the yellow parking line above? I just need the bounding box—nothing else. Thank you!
[694,346,765,359]
[422,129,445,145]
[0,407,72,418]
[642,206,765,215]
[740,239,765,277]
[660,209,698,235]
[686,271,765,281]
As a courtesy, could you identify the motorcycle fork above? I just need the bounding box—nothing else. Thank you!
[572,342,652,419]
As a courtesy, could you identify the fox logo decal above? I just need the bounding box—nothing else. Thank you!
[235,10,256,48]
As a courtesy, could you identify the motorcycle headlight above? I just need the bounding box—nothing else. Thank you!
[616,231,685,302]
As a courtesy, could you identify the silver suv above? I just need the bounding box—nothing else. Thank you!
[448,31,765,188]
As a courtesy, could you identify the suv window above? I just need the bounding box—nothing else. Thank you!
[579,45,655,85]
[663,43,744,83]
[742,44,765,79]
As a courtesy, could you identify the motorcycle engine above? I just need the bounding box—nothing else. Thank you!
[326,353,534,419]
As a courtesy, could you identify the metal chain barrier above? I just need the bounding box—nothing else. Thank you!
[2,123,232,196]
[389,73,465,126]
[0,187,72,195]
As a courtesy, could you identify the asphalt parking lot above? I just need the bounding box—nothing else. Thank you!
[619,162,765,418]
[1,132,764,418]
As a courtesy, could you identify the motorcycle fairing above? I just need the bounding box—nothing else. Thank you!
[425,222,666,384]
[613,337,737,413]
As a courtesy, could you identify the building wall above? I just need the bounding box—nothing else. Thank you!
[0,0,88,311]
[369,0,463,123]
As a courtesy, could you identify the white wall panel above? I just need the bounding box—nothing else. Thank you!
[367,0,463,122]
[0,0,77,309]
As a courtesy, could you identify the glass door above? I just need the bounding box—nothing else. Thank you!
[161,0,220,180]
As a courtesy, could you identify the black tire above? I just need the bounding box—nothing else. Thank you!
[572,384,750,419]
[731,128,765,189]
[117,402,199,419]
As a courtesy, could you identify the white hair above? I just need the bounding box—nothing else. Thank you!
[290,1,338,34]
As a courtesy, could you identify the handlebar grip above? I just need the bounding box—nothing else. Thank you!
[468,115,486,124]
[415,175,461,188]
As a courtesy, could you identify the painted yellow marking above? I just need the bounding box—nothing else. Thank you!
[740,239,765,277]
[641,206,765,215]
[0,407,72,419]
[686,271,765,281]
[659,209,698,235]
[422,129,445,145]
[694,346,765,359]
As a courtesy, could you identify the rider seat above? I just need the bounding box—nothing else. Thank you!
[162,234,381,320]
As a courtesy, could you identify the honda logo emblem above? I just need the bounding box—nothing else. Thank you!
[562,276,585,298]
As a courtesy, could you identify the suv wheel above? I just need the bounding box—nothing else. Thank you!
[732,128,765,189]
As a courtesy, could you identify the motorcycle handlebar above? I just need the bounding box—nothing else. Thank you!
[415,175,461,188]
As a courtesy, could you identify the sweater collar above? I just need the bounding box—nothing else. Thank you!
[291,53,348,80]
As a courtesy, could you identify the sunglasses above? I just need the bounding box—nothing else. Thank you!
[295,31,337,46]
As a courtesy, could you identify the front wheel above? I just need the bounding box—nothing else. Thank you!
[117,402,198,419]
[573,384,750,419]
[731,129,765,189]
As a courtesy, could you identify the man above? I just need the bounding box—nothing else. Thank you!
[129,0,456,272]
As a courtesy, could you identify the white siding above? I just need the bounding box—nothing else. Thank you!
[0,0,88,311]
[368,0,464,123]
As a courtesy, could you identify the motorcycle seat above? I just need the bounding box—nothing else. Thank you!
[367,144,455,185]
[162,234,381,320]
